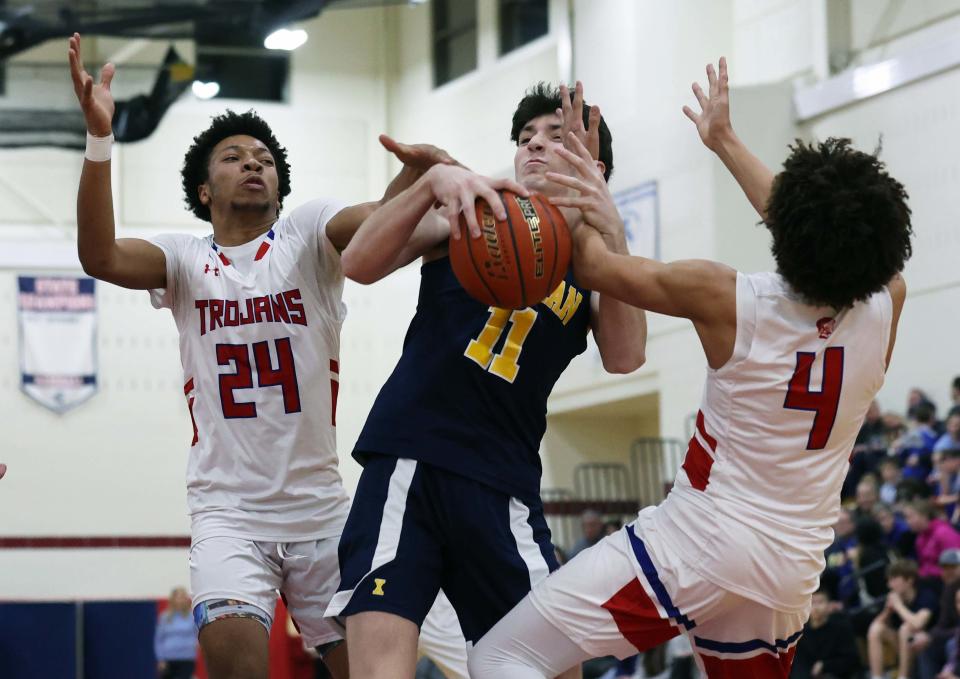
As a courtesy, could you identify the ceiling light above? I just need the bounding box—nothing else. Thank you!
[264,28,308,51]
[191,80,220,100]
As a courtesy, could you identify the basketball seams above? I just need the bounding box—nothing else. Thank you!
[502,192,528,308]
[463,204,502,307]
[534,194,562,296]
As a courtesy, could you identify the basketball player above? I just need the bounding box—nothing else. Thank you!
[468,58,913,679]
[323,82,647,678]
[68,33,466,679]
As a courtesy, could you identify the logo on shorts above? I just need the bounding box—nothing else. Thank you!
[816,317,836,339]
[372,578,386,596]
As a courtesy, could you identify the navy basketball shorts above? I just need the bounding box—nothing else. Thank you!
[324,454,559,645]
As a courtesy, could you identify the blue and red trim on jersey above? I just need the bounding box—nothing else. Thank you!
[682,410,717,491]
[625,525,696,631]
[210,228,276,266]
[254,229,276,261]
[694,629,803,657]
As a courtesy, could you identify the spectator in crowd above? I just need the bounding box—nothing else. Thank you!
[934,449,960,524]
[909,389,938,422]
[875,502,916,559]
[791,587,861,679]
[935,588,960,679]
[569,509,604,559]
[603,519,622,537]
[880,458,903,505]
[867,560,938,679]
[915,549,960,679]
[826,508,860,607]
[856,516,893,604]
[937,415,960,454]
[857,479,881,520]
[899,475,934,504]
[906,499,960,578]
[897,403,940,481]
[847,401,890,497]
[154,587,197,679]
[949,377,960,419]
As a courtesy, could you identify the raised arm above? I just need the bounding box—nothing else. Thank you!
[325,135,459,252]
[548,86,646,374]
[683,57,775,220]
[341,163,527,284]
[574,226,737,369]
[69,33,166,290]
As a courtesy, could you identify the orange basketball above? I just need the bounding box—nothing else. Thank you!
[450,191,571,309]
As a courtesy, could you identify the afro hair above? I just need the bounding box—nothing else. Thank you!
[765,138,912,309]
[181,110,291,222]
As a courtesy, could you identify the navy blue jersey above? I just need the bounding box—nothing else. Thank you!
[354,256,591,502]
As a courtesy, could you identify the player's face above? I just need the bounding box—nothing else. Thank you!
[201,135,279,219]
[513,113,570,196]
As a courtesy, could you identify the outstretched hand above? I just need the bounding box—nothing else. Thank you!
[545,133,624,246]
[68,33,115,137]
[557,81,601,161]
[0,463,6,480]
[682,57,733,152]
[380,134,459,173]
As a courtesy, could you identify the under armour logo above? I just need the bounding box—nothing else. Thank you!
[372,578,386,596]
[816,317,836,339]
[204,264,220,276]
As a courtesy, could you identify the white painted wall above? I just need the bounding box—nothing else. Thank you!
[1,0,957,599]
[0,6,395,599]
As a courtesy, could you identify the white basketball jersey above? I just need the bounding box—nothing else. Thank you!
[150,199,351,542]
[638,271,892,612]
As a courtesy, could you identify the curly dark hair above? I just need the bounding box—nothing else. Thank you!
[181,110,291,222]
[765,138,912,309]
[510,82,614,182]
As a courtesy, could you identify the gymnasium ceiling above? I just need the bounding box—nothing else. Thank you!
[0,0,415,58]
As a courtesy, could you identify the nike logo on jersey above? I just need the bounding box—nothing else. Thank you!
[194,288,307,336]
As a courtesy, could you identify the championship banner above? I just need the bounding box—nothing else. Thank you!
[17,276,97,413]
[613,180,660,260]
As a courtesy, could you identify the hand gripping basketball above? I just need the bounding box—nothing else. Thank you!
[450,191,571,309]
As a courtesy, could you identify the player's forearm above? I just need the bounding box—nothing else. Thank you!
[341,172,437,284]
[76,159,120,277]
[594,293,646,373]
[381,165,422,204]
[591,227,647,371]
[712,131,775,221]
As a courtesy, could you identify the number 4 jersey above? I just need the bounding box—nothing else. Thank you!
[638,271,893,613]
[149,199,351,543]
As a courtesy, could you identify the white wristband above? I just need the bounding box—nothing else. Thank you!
[85,132,114,162]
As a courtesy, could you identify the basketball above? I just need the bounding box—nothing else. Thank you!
[450,191,571,309]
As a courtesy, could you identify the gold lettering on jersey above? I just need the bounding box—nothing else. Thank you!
[515,196,544,278]
[481,208,510,280]
[542,281,583,325]
[194,288,307,336]
[372,578,386,596]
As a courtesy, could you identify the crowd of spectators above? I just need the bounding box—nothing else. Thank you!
[792,377,960,679]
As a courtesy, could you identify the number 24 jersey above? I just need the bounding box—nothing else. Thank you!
[149,199,351,543]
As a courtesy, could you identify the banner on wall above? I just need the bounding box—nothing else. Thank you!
[17,276,97,414]
[613,180,660,260]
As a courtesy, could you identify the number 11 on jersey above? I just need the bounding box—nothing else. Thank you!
[465,307,538,383]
